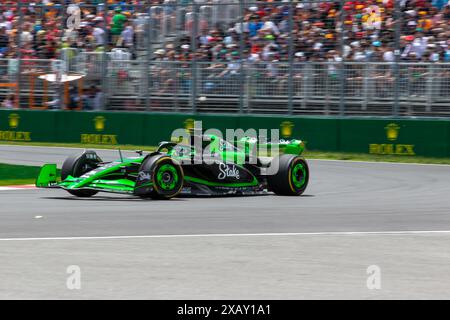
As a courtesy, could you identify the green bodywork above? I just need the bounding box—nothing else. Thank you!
[35,164,58,187]
[60,158,144,194]
[36,135,305,194]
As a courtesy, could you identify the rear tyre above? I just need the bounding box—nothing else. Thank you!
[267,155,309,196]
[139,155,184,200]
[61,151,102,197]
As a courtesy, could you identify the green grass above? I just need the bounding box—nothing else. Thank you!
[0,163,60,186]
[0,141,157,152]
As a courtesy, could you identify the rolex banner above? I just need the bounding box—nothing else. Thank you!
[0,110,449,158]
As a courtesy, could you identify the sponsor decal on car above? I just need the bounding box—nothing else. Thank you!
[279,139,294,144]
[218,163,240,180]
[138,171,151,182]
[181,187,192,194]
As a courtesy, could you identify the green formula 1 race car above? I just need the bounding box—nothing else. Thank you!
[36,135,309,199]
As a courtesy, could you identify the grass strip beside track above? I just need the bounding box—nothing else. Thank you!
[0,163,61,186]
[1,141,450,165]
[0,141,158,152]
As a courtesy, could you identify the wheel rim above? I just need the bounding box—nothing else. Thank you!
[292,162,307,189]
[156,164,179,191]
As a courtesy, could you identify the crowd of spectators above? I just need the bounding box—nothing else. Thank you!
[0,0,447,63]
[0,0,148,60]
[0,0,449,109]
[162,0,450,64]
[148,0,450,97]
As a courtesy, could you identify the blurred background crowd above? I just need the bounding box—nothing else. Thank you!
[0,1,449,115]
[0,0,448,63]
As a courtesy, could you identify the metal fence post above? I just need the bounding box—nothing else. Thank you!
[363,63,369,110]
[61,2,66,45]
[17,2,23,108]
[339,0,345,115]
[101,3,109,110]
[301,63,309,109]
[239,0,245,114]
[393,0,401,116]
[287,0,294,115]
[145,8,153,111]
[426,64,433,112]
[190,3,198,114]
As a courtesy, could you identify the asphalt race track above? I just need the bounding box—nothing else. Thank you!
[0,145,450,299]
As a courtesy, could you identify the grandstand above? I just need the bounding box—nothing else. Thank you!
[0,0,449,116]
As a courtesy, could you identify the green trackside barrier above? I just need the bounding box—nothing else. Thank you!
[237,116,340,152]
[142,113,239,145]
[0,110,57,143]
[1,110,449,158]
[339,118,450,158]
[54,111,146,145]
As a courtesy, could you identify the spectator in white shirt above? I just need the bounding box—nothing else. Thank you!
[121,22,134,49]
[93,22,106,47]
[20,23,33,46]
[383,47,395,62]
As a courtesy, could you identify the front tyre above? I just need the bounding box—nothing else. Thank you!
[139,155,184,200]
[267,155,309,196]
[61,151,102,197]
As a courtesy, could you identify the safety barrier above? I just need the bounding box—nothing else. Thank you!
[111,61,450,116]
[0,59,68,110]
[1,110,449,158]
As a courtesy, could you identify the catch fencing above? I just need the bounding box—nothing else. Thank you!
[96,60,450,117]
[1,1,450,116]
[4,55,449,116]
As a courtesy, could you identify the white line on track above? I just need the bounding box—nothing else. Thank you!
[1,230,450,242]
[309,158,450,167]
[0,185,36,191]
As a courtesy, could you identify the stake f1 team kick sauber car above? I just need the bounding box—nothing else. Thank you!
[36,135,309,199]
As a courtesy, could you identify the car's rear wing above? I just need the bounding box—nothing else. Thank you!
[35,164,58,188]
[267,139,305,155]
[239,137,305,157]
